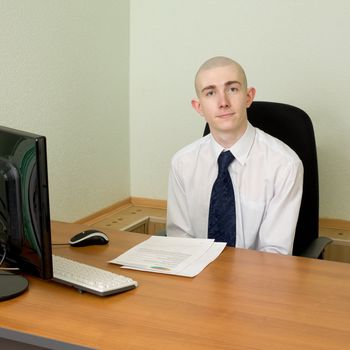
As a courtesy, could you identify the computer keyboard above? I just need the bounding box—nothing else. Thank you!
[52,255,138,296]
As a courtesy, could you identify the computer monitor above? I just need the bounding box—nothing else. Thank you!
[0,125,52,301]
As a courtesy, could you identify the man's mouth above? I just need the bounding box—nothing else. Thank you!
[217,112,234,118]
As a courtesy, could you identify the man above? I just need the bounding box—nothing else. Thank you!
[166,56,303,255]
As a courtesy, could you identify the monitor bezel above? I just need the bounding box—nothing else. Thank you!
[0,125,52,280]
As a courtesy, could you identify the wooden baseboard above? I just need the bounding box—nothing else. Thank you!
[130,196,167,209]
[74,197,132,225]
[319,218,350,230]
[75,197,167,225]
[75,196,350,233]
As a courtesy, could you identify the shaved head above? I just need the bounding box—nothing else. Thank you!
[194,56,248,96]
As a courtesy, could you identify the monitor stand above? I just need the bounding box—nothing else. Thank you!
[0,271,29,301]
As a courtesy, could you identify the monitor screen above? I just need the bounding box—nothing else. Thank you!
[0,125,52,280]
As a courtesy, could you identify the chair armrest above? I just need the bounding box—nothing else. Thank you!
[300,236,333,259]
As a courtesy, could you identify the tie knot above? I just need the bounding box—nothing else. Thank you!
[218,151,234,174]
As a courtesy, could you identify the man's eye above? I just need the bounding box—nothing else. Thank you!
[229,87,238,93]
[206,90,215,96]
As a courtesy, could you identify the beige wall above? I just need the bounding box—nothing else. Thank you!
[2,1,350,222]
[1,0,130,222]
[130,0,350,221]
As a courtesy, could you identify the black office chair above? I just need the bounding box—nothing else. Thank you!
[203,101,332,258]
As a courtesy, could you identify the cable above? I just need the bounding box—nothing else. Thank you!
[0,244,7,266]
[0,245,20,271]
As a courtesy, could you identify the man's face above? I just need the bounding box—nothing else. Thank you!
[192,64,255,139]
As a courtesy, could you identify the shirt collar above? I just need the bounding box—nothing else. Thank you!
[209,122,256,165]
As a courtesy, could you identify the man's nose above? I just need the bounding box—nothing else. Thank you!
[218,92,230,109]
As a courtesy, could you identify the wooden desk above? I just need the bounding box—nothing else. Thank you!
[1,221,350,350]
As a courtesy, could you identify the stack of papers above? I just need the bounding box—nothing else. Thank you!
[109,236,226,277]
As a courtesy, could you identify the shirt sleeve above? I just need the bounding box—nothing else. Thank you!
[257,159,304,255]
[166,158,193,238]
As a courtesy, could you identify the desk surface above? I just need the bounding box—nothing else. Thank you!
[1,221,350,350]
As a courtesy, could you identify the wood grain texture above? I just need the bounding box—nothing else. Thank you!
[1,221,350,350]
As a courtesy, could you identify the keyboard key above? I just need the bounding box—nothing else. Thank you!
[52,255,138,296]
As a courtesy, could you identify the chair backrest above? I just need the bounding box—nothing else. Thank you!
[203,101,319,256]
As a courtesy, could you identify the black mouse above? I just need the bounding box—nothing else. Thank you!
[69,229,109,247]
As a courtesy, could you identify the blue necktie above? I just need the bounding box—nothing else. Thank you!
[208,151,236,246]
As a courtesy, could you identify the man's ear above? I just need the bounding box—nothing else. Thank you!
[246,87,256,108]
[191,99,203,115]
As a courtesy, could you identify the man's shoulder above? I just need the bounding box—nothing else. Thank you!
[254,127,301,163]
[171,134,211,163]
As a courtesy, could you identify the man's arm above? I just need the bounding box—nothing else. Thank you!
[258,160,304,255]
[166,161,193,238]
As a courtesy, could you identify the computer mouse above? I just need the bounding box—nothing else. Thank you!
[69,229,109,247]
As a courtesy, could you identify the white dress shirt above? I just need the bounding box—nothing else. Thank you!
[166,122,303,255]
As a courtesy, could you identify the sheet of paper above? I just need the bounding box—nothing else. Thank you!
[109,236,225,277]
[120,241,226,277]
[175,242,226,277]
